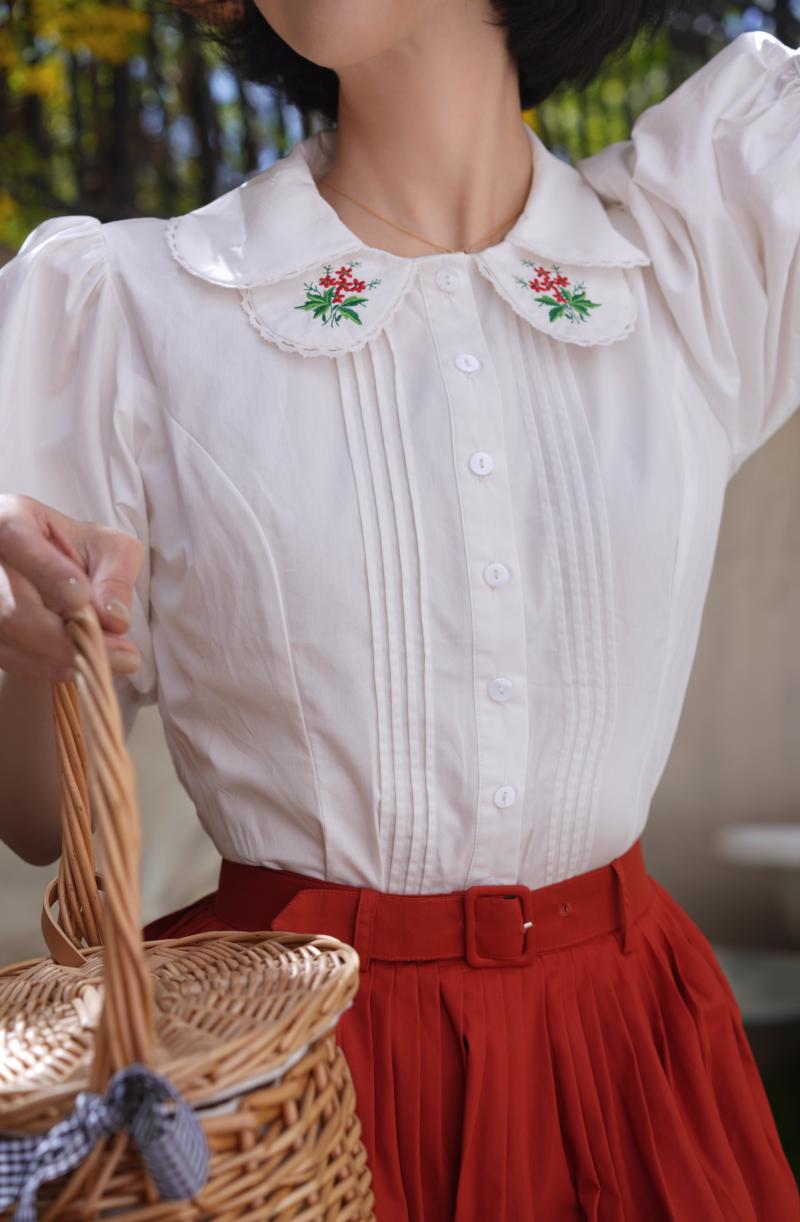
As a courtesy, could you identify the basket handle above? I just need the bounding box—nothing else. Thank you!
[43,603,156,1091]
[40,677,103,967]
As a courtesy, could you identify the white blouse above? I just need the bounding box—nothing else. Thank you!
[1,31,798,894]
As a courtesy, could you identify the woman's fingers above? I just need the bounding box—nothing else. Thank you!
[0,496,92,614]
[0,578,75,666]
[0,496,146,632]
[0,640,77,683]
[0,624,141,681]
[78,519,145,634]
[103,634,142,674]
[0,495,146,682]
[1,561,142,680]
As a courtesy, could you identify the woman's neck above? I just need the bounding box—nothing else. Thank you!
[316,7,533,259]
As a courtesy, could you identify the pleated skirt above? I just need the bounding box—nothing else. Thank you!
[141,839,799,1221]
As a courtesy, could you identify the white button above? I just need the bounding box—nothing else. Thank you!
[454,352,481,373]
[493,785,517,809]
[469,451,494,476]
[484,561,510,588]
[436,269,460,293]
[488,676,513,702]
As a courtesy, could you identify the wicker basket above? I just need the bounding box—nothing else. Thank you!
[0,602,375,1220]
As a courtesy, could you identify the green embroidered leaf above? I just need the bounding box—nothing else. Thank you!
[548,306,565,321]
[339,295,369,307]
[536,295,560,307]
[337,306,363,324]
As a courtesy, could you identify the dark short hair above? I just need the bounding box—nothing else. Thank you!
[179,0,674,126]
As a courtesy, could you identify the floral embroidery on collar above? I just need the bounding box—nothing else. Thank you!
[294,259,382,328]
[513,260,601,325]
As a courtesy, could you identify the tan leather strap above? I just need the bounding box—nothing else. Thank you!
[40,872,106,967]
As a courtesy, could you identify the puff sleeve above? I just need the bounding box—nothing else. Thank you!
[578,31,800,478]
[0,214,158,733]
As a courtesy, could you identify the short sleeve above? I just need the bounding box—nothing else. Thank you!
[0,214,158,733]
[578,31,800,478]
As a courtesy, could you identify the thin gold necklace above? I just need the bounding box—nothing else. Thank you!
[318,175,525,255]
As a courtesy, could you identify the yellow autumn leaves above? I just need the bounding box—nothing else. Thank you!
[36,0,149,63]
[1,0,149,107]
[0,0,153,245]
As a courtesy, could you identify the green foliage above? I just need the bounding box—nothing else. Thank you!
[526,23,673,162]
[0,0,296,245]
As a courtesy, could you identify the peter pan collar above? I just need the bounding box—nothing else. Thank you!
[167,121,651,356]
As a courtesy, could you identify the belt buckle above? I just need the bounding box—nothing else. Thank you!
[464,884,535,968]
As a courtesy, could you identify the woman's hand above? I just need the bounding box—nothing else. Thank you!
[0,493,145,683]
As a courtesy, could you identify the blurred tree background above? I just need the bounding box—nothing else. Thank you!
[1,0,799,252]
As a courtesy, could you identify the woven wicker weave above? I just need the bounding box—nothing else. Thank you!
[0,603,375,1219]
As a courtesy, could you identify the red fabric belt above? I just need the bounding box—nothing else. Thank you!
[212,837,653,970]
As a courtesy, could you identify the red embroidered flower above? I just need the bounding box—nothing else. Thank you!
[514,259,601,326]
[295,260,383,328]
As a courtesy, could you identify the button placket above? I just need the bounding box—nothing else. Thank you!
[421,261,529,886]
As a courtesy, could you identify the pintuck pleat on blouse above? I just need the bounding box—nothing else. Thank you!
[142,867,799,1222]
[334,335,439,893]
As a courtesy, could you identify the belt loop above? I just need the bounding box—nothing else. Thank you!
[611,858,637,955]
[353,888,380,973]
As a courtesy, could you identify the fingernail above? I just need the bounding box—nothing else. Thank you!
[104,599,131,626]
[60,575,90,609]
[109,649,139,673]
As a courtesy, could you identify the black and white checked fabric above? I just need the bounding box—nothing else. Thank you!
[0,1062,210,1221]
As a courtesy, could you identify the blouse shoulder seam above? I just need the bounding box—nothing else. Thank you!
[94,221,161,451]
[96,221,135,359]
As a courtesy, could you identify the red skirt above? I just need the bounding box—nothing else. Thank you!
[142,839,799,1221]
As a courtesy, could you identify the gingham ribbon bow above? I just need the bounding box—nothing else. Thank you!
[0,1063,210,1221]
